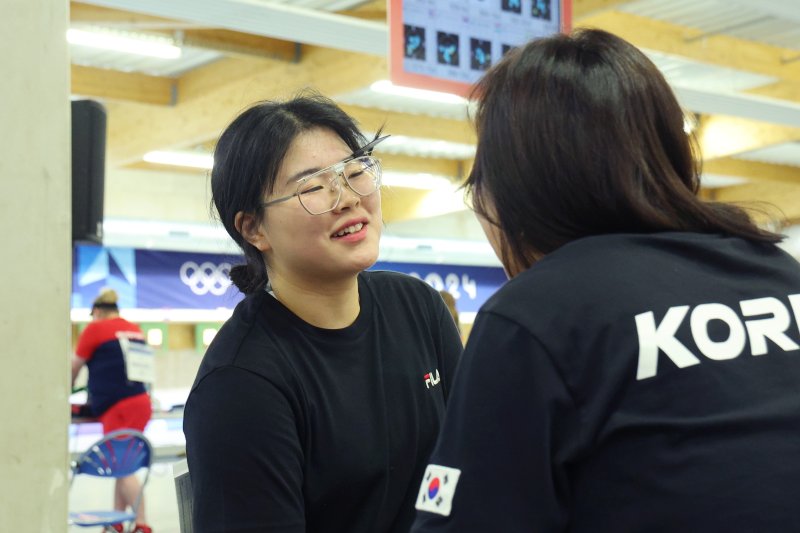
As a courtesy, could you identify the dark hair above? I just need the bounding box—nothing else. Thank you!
[466,28,781,275]
[92,287,119,313]
[211,93,367,294]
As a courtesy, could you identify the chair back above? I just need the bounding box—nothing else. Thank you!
[73,429,152,479]
[173,458,194,533]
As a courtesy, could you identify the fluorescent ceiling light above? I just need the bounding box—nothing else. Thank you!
[370,80,467,105]
[67,28,182,59]
[144,151,213,169]
[143,151,457,191]
[699,173,749,188]
[375,135,476,159]
[382,172,455,190]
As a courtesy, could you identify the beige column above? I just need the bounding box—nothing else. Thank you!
[0,0,71,531]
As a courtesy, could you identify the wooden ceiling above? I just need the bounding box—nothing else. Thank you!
[69,0,800,232]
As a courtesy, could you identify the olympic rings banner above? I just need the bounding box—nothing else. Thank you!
[72,245,506,313]
[72,245,245,311]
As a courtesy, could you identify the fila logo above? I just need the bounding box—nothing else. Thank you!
[636,294,800,380]
[424,369,441,389]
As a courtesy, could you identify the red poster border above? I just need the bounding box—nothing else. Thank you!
[389,0,572,98]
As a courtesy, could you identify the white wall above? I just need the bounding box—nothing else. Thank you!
[0,0,71,530]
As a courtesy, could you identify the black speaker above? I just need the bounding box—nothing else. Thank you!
[71,99,107,244]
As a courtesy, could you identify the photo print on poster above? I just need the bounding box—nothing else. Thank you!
[501,0,522,14]
[470,38,492,71]
[404,24,426,60]
[437,31,460,66]
[532,0,552,20]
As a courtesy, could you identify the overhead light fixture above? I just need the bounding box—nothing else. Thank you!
[67,28,182,59]
[374,134,477,159]
[370,80,467,105]
[143,151,457,191]
[143,150,213,169]
[382,172,455,190]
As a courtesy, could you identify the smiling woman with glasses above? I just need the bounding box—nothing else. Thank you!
[183,92,462,533]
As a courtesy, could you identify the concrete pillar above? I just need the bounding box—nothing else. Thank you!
[0,0,71,531]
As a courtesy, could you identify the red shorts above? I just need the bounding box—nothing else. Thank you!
[99,393,152,434]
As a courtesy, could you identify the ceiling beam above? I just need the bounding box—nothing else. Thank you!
[71,64,174,105]
[70,2,205,30]
[127,152,464,180]
[724,0,800,24]
[704,157,800,185]
[338,104,476,146]
[79,0,387,55]
[710,180,800,223]
[378,154,463,178]
[176,30,298,61]
[697,114,800,160]
[105,48,389,165]
[572,0,635,18]
[675,87,800,130]
[576,11,800,84]
[71,1,167,24]
[336,0,386,21]
[746,80,800,103]
[72,3,299,60]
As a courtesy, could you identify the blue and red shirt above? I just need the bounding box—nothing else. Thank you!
[75,317,147,416]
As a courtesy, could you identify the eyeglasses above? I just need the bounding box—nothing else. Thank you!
[262,137,387,215]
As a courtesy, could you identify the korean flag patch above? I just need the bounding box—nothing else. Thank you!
[415,464,462,517]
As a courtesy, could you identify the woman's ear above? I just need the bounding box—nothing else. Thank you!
[234,211,271,252]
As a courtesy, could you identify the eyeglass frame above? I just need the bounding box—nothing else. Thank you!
[260,134,390,216]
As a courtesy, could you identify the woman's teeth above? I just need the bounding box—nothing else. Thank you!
[334,222,364,237]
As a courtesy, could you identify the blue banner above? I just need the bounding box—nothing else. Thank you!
[72,245,244,310]
[73,245,506,314]
[371,262,507,313]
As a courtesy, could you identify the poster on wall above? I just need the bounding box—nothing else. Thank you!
[389,0,571,96]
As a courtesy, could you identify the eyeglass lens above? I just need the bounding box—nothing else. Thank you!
[298,156,381,214]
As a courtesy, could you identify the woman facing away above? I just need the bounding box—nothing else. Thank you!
[183,93,462,532]
[412,29,800,532]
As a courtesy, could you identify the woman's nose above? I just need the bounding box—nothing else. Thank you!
[333,173,360,211]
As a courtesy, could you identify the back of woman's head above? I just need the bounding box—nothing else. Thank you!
[467,28,779,275]
[212,92,367,294]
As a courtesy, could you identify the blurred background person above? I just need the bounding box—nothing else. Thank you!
[413,29,800,532]
[438,290,461,337]
[72,288,152,533]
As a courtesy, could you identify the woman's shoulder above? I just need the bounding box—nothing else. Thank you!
[194,291,289,383]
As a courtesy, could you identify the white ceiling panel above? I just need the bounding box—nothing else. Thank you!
[643,49,777,92]
[699,173,749,188]
[337,89,472,121]
[375,136,476,160]
[80,0,388,55]
[265,0,372,10]
[70,43,221,77]
[735,142,800,167]
[623,0,800,51]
